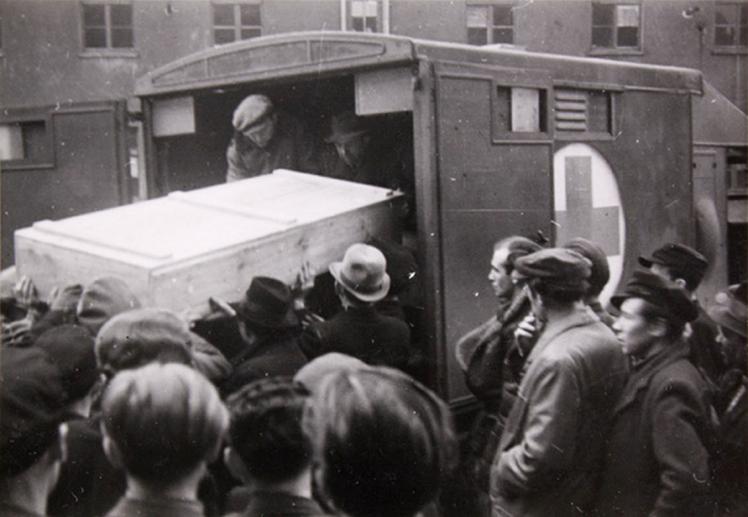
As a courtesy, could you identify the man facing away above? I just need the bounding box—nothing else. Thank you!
[223,377,327,516]
[594,270,715,516]
[490,248,626,517]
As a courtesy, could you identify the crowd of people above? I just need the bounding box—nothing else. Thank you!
[0,232,746,517]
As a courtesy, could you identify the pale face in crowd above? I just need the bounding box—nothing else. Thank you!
[242,113,277,149]
[488,246,513,298]
[335,134,369,168]
[612,297,660,356]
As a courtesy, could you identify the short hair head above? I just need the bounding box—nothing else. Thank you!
[226,377,311,484]
[304,367,457,517]
[95,308,194,378]
[101,363,228,487]
[563,237,610,297]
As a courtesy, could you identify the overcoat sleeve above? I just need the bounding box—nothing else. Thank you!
[495,356,581,497]
[650,378,712,516]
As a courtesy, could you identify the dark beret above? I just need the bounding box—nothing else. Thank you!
[514,248,592,291]
[611,270,698,323]
[1,347,66,478]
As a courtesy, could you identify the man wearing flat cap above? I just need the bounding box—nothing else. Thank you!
[222,276,308,395]
[300,243,411,369]
[593,270,716,516]
[226,94,318,182]
[490,248,626,517]
[708,282,748,515]
[639,242,722,384]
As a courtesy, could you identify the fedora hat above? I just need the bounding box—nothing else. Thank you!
[708,282,747,338]
[235,277,298,329]
[329,244,391,303]
[325,111,369,144]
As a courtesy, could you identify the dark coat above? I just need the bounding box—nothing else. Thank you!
[687,305,722,385]
[226,111,318,181]
[490,307,626,517]
[713,373,748,516]
[300,305,410,369]
[222,331,308,395]
[224,489,328,517]
[593,342,716,517]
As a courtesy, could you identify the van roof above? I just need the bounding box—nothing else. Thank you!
[135,31,702,98]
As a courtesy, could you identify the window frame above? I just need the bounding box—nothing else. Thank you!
[0,111,56,171]
[552,81,623,142]
[490,69,553,143]
[589,0,643,56]
[344,0,387,34]
[466,2,515,46]
[713,2,748,54]
[79,0,136,57]
[212,0,263,46]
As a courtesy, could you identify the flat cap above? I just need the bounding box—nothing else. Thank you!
[35,324,97,404]
[638,243,708,284]
[707,282,747,338]
[514,248,592,291]
[611,269,698,324]
[563,238,610,296]
[232,94,274,132]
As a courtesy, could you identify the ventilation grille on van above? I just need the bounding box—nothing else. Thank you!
[554,88,611,134]
[554,89,588,132]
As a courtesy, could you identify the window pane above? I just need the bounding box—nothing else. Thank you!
[740,26,748,46]
[467,27,488,45]
[111,27,133,47]
[592,26,613,47]
[365,17,377,32]
[495,87,510,132]
[715,4,736,25]
[22,121,48,162]
[742,4,748,25]
[493,5,512,26]
[110,4,132,26]
[213,4,235,26]
[592,3,614,25]
[84,28,107,47]
[715,26,736,46]
[83,4,106,26]
[214,28,235,44]
[240,28,261,39]
[617,26,638,47]
[467,6,488,28]
[616,5,639,27]
[352,18,364,31]
[0,124,24,160]
[587,91,610,132]
[492,28,513,43]
[240,4,260,25]
[511,87,541,132]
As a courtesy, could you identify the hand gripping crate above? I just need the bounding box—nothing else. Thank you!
[15,170,404,313]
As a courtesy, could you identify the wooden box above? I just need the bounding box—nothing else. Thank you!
[15,170,403,312]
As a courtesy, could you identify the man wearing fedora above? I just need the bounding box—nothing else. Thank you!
[490,248,626,517]
[300,243,411,370]
[594,270,716,516]
[226,94,318,182]
[639,242,723,384]
[222,276,308,395]
[708,282,748,515]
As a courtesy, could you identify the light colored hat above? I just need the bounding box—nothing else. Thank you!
[232,94,273,131]
[329,243,391,303]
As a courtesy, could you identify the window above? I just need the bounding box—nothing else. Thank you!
[554,88,612,135]
[714,2,748,48]
[0,119,54,168]
[82,2,133,49]
[467,3,513,45]
[495,86,546,134]
[349,0,380,33]
[591,2,640,49]
[213,2,262,45]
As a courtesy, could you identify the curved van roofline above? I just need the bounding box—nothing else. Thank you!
[135,31,702,98]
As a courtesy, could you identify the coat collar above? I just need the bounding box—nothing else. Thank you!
[525,305,601,366]
[614,340,689,414]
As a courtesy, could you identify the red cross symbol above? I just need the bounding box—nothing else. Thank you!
[554,156,621,255]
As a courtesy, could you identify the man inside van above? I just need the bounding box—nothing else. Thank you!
[226,94,318,182]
